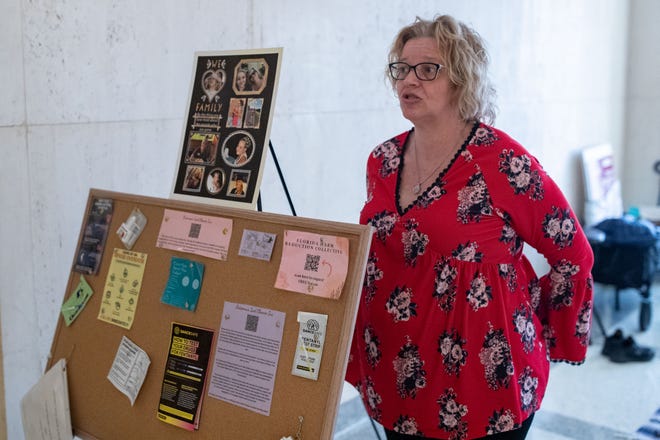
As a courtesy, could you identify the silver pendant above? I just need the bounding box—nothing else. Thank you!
[412,183,421,194]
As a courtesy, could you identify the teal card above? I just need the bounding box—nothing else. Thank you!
[161,257,204,311]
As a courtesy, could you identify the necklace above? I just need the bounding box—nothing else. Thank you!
[411,135,456,195]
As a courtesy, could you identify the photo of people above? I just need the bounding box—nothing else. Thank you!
[227,170,250,198]
[185,132,218,165]
[221,131,255,167]
[244,98,263,129]
[226,98,246,128]
[233,65,248,93]
[183,165,205,192]
[201,69,226,102]
[234,59,268,94]
[173,49,282,209]
[74,198,113,275]
[206,168,225,195]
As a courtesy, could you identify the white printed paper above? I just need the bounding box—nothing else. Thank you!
[208,301,285,416]
[238,229,277,261]
[21,358,72,440]
[107,336,151,406]
[291,311,328,380]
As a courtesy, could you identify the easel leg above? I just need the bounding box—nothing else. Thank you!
[257,140,297,216]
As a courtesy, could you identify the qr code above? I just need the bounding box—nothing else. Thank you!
[304,254,320,272]
[188,223,201,239]
[245,314,259,332]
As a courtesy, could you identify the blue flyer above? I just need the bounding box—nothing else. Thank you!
[161,257,205,311]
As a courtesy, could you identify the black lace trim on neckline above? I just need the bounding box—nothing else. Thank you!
[396,120,481,215]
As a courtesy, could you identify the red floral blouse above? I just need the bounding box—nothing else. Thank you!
[346,123,594,439]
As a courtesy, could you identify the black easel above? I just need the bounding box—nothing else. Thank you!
[257,140,383,440]
[257,140,297,216]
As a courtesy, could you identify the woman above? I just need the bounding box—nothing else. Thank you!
[235,68,248,92]
[234,136,251,166]
[207,169,223,194]
[346,15,594,440]
[248,66,265,91]
[228,99,244,128]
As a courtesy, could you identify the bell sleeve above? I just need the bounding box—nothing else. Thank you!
[484,140,595,364]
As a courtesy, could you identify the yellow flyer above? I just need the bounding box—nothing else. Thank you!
[274,230,349,299]
[98,248,148,329]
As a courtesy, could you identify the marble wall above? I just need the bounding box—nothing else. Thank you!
[623,0,660,208]
[2,1,654,439]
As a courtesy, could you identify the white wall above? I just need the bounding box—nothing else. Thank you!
[623,0,660,209]
[3,1,652,439]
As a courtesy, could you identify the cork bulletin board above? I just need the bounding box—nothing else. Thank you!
[46,189,372,440]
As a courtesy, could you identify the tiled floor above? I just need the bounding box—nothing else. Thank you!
[334,280,660,440]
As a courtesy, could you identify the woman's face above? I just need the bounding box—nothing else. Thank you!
[249,70,263,89]
[236,71,247,90]
[236,140,247,155]
[395,37,457,126]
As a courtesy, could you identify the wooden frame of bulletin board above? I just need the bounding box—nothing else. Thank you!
[45,189,372,440]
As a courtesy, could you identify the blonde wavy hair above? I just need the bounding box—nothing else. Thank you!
[388,15,497,125]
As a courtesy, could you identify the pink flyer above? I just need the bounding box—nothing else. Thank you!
[156,209,233,260]
[275,230,349,299]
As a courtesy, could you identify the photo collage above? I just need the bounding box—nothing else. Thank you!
[172,49,281,207]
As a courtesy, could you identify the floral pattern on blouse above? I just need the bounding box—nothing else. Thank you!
[363,325,382,369]
[386,285,417,322]
[486,408,520,435]
[498,149,544,200]
[437,388,468,440]
[373,139,401,178]
[438,329,468,376]
[360,377,383,420]
[417,181,447,208]
[548,259,580,309]
[457,171,493,223]
[498,211,524,255]
[472,125,498,146]
[393,337,427,398]
[346,123,594,439]
[363,252,383,304]
[543,206,577,248]
[402,219,429,266]
[433,256,458,311]
[479,326,514,390]
[393,414,424,436]
[452,241,483,262]
[498,263,518,292]
[513,305,537,353]
[466,271,493,311]
[518,366,540,414]
[370,210,398,243]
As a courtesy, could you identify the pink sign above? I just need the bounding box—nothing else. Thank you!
[275,230,349,299]
[156,209,233,260]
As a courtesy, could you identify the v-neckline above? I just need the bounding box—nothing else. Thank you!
[395,122,479,215]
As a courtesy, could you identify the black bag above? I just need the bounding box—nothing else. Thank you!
[590,218,659,288]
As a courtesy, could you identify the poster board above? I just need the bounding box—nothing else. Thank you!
[580,143,623,225]
[170,48,282,210]
[46,189,372,440]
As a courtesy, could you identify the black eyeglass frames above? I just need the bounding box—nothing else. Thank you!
[388,62,443,81]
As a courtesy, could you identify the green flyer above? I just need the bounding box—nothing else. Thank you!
[61,275,94,326]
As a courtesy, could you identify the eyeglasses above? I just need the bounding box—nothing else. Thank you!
[388,62,443,81]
